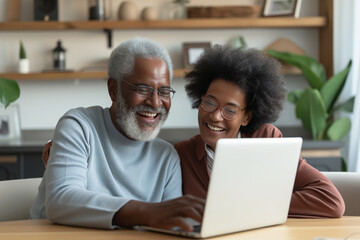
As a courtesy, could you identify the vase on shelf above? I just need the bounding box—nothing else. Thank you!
[141,7,157,21]
[170,0,188,19]
[118,1,138,20]
[88,0,105,20]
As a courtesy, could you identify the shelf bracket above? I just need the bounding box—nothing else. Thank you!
[103,29,112,48]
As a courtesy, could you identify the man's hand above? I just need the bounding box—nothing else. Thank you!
[113,195,206,232]
[42,140,52,167]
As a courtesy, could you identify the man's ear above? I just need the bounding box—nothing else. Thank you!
[241,111,253,127]
[107,78,118,102]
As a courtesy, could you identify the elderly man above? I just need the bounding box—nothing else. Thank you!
[30,37,204,231]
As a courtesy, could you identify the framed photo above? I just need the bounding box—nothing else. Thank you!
[0,105,21,141]
[262,0,298,17]
[183,42,211,69]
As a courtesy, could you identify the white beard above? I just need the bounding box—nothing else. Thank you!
[115,94,168,141]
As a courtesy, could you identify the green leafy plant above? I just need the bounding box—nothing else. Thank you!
[267,50,354,141]
[0,78,20,108]
[20,41,26,59]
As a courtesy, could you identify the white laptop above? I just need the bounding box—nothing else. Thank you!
[141,137,303,238]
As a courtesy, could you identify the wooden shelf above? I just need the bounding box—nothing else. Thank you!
[0,71,107,80]
[0,17,326,31]
[0,69,187,80]
[0,15,325,80]
[0,66,300,81]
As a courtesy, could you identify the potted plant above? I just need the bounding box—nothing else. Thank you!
[0,78,20,108]
[19,41,29,74]
[267,50,354,141]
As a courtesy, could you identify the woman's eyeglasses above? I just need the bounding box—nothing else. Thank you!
[201,96,245,120]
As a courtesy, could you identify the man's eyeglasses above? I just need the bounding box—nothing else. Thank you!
[201,96,245,120]
[121,80,176,100]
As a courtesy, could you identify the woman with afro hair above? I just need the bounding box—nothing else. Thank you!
[174,45,345,218]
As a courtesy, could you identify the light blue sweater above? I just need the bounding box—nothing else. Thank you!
[30,106,182,229]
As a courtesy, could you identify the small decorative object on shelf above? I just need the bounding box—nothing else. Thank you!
[88,0,105,20]
[118,1,138,20]
[228,36,247,50]
[34,0,58,21]
[141,7,158,21]
[171,0,189,19]
[19,41,29,74]
[262,0,299,17]
[53,40,66,71]
[182,42,211,69]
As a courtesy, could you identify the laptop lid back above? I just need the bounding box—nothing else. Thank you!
[201,137,302,238]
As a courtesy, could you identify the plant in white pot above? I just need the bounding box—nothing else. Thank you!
[19,41,29,74]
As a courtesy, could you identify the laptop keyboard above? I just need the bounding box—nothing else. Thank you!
[170,224,202,237]
[192,224,202,233]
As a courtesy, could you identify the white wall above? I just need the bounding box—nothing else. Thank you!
[333,0,360,171]
[0,0,320,130]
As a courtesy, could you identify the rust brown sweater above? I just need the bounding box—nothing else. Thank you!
[174,123,345,218]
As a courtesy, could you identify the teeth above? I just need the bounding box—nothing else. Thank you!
[207,124,224,131]
[139,112,157,117]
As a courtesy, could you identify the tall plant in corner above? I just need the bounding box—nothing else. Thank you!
[267,50,354,141]
[0,78,20,108]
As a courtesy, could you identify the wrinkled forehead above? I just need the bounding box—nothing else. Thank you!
[124,57,171,87]
[133,57,169,75]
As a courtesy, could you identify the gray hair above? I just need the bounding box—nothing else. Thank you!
[108,37,173,85]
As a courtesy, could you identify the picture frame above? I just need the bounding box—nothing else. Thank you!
[262,0,298,17]
[183,42,211,69]
[0,105,21,141]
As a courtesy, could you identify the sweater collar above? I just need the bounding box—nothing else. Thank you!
[198,131,242,161]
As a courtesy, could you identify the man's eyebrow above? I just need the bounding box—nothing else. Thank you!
[133,83,172,89]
